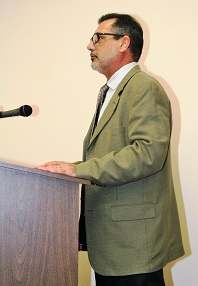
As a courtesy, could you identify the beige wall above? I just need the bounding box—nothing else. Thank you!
[0,1,197,285]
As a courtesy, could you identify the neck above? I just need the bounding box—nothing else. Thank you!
[103,56,134,80]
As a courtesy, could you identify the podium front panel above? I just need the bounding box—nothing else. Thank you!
[0,162,83,286]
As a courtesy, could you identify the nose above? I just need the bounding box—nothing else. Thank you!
[87,40,95,51]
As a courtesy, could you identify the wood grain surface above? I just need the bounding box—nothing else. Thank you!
[0,162,88,286]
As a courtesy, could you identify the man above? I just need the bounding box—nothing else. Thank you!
[37,13,184,286]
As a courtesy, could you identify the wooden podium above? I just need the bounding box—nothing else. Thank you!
[0,161,90,286]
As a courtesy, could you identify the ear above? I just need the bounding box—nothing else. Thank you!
[119,35,130,52]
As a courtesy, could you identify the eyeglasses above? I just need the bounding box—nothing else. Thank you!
[90,32,125,45]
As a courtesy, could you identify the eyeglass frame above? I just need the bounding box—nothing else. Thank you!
[90,32,125,45]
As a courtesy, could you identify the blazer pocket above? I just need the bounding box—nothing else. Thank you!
[111,203,155,221]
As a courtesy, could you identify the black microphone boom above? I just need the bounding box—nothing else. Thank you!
[0,105,32,118]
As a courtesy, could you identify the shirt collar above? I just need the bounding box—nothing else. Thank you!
[107,62,137,90]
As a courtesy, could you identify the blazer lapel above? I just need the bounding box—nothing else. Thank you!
[89,92,120,145]
[88,65,141,146]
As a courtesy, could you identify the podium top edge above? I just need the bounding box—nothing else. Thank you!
[0,161,91,185]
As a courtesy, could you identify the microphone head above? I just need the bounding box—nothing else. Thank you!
[19,105,32,117]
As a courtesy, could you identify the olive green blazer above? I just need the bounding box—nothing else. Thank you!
[76,65,184,276]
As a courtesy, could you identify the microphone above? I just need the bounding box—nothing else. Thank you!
[0,105,32,118]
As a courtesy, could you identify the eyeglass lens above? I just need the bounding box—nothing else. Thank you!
[92,33,99,44]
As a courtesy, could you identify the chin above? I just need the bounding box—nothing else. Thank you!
[91,62,97,69]
[91,62,102,73]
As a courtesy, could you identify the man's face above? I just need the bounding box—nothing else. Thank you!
[87,19,121,78]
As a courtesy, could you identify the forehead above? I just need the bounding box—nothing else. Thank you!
[95,18,116,33]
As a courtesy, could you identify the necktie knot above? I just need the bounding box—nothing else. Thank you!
[97,83,109,105]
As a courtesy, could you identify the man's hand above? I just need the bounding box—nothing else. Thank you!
[36,161,76,177]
